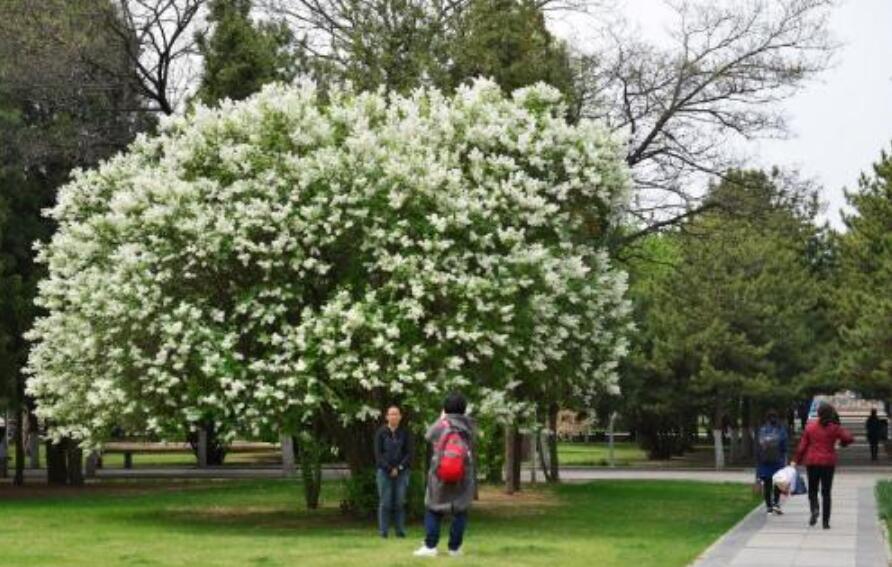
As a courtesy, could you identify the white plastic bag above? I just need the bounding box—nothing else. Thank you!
[772,465,796,495]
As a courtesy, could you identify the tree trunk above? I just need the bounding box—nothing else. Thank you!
[334,418,379,517]
[66,440,84,486]
[729,424,740,465]
[85,451,100,478]
[504,425,516,494]
[741,398,754,462]
[46,439,69,485]
[607,412,617,468]
[197,427,208,468]
[27,411,40,469]
[297,435,322,510]
[511,429,522,492]
[712,428,725,469]
[0,412,8,479]
[281,432,296,477]
[13,406,24,486]
[188,420,227,466]
[546,403,560,482]
[530,429,538,483]
[536,431,553,482]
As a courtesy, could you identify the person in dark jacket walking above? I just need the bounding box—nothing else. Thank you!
[792,403,854,529]
[414,393,476,558]
[866,409,883,462]
[756,410,788,515]
[375,404,413,538]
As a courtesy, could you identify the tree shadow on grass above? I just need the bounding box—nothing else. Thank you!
[118,485,562,538]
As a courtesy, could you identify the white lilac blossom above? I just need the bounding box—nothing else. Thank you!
[26,79,632,446]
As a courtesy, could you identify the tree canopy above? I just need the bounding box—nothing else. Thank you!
[26,82,631,463]
[834,147,892,399]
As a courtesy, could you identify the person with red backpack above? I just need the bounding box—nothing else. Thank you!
[413,393,476,558]
[791,403,854,529]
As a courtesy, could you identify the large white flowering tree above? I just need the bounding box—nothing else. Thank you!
[26,79,631,472]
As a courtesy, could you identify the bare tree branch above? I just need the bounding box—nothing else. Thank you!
[576,0,838,244]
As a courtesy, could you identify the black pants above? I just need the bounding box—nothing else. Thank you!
[760,476,781,509]
[806,465,835,524]
[869,440,879,461]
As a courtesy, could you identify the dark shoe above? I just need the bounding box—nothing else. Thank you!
[396,532,406,539]
[809,510,819,527]
[823,522,831,530]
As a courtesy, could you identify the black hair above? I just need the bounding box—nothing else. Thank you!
[385,404,402,414]
[443,392,467,415]
[765,409,778,424]
[817,403,835,426]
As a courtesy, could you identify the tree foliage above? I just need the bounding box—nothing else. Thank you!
[196,0,296,105]
[26,82,631,464]
[621,170,829,460]
[834,147,892,399]
[449,0,575,105]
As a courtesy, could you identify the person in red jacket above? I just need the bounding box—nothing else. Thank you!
[791,403,854,529]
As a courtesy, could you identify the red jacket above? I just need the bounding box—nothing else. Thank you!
[793,420,854,467]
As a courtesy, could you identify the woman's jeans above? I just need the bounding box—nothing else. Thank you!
[424,509,467,551]
[376,468,409,536]
[806,465,835,524]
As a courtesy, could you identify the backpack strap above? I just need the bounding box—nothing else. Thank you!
[435,419,453,453]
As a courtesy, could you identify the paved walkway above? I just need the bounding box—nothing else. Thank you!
[691,473,890,567]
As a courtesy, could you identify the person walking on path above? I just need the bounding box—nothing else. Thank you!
[865,408,883,462]
[414,393,476,558]
[791,403,854,530]
[755,410,788,515]
[375,404,413,538]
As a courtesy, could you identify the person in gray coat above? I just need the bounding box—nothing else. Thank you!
[413,393,476,558]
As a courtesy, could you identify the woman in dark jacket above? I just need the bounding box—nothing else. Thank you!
[755,410,788,514]
[375,404,413,538]
[791,403,854,529]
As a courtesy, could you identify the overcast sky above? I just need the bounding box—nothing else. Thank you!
[552,0,892,229]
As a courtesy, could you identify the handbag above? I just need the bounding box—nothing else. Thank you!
[792,470,807,495]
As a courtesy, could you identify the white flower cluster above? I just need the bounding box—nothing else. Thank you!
[26,79,631,445]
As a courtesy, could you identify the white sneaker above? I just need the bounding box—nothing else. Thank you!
[413,545,438,557]
[448,549,463,557]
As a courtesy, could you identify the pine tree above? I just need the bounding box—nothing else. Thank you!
[448,0,576,107]
[834,147,892,399]
[196,0,296,105]
[623,170,828,467]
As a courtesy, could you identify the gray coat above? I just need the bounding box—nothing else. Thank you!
[424,414,476,513]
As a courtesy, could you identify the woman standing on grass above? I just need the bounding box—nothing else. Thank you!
[375,404,413,539]
[791,403,853,529]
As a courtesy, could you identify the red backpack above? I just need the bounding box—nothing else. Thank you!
[435,420,468,484]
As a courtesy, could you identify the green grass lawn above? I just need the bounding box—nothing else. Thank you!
[877,481,892,532]
[557,441,648,466]
[0,479,757,567]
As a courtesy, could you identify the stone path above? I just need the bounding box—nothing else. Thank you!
[691,473,890,567]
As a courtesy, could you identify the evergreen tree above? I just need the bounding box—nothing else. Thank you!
[196,0,296,105]
[623,170,828,467]
[834,147,892,399]
[447,0,576,106]
[0,0,147,485]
